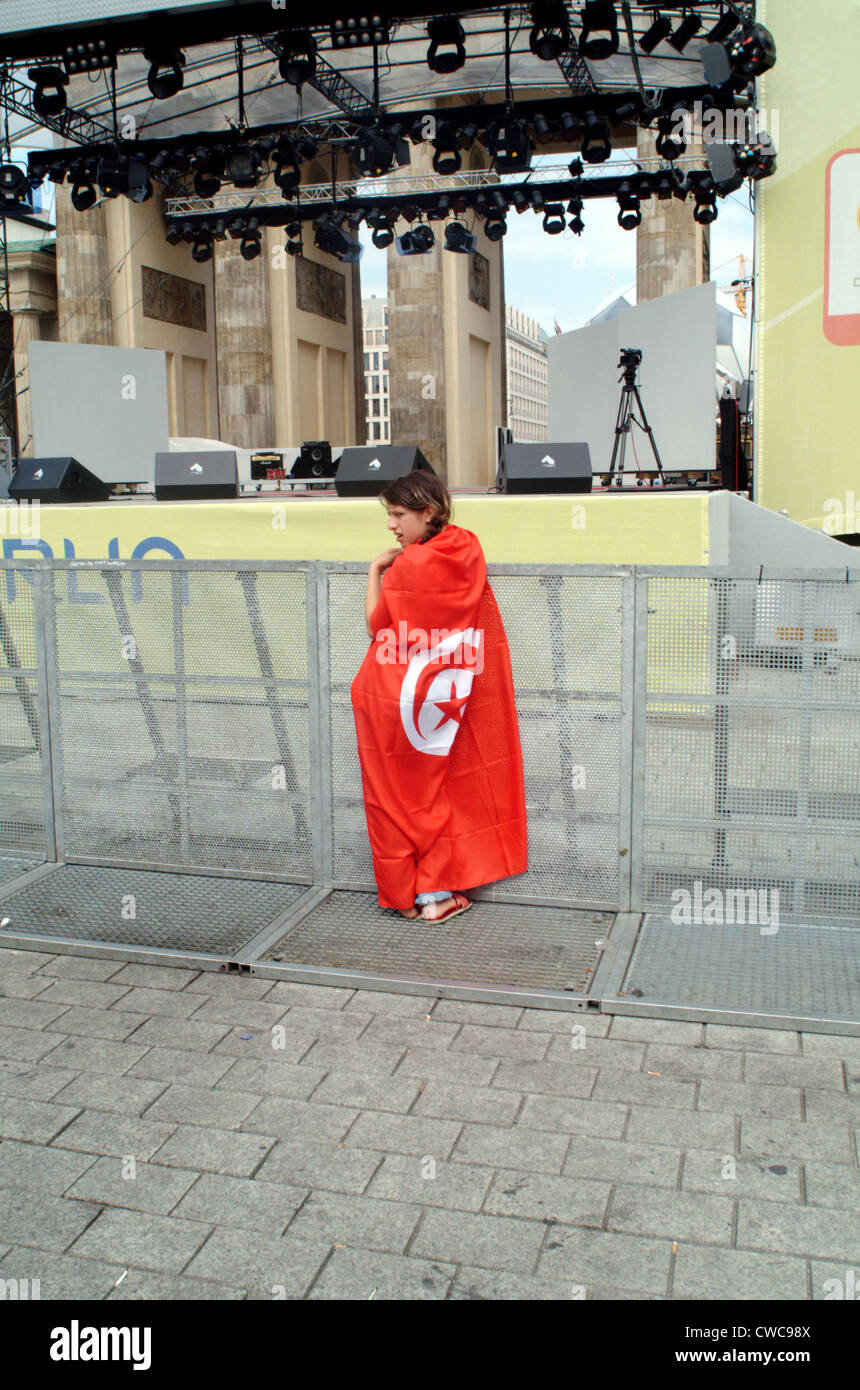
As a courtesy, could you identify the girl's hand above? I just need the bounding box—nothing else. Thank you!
[371,547,401,573]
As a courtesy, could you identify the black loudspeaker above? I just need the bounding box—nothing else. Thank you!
[155,450,238,500]
[290,440,337,481]
[497,442,592,494]
[8,457,111,502]
[335,445,433,496]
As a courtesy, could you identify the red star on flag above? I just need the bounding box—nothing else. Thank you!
[430,681,470,731]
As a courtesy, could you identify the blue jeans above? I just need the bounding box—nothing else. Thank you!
[415,890,451,905]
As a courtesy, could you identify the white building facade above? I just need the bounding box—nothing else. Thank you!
[505,305,549,442]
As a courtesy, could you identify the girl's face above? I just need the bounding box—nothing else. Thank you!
[387,504,433,547]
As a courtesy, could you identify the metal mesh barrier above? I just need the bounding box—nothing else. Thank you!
[0,564,52,859]
[635,573,860,923]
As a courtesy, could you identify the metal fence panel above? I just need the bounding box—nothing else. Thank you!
[0,564,53,859]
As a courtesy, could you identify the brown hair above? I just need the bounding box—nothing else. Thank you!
[379,470,452,543]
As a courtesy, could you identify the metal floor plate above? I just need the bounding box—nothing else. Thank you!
[0,854,42,887]
[0,864,307,955]
[263,890,612,992]
[617,913,860,1025]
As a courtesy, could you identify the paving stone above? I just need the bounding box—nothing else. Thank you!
[587,1285,666,1300]
[430,1000,525,1027]
[107,1270,247,1299]
[800,1032,860,1060]
[516,1008,610,1036]
[697,1079,803,1120]
[545,1035,647,1070]
[173,1171,307,1232]
[450,1266,579,1299]
[739,1117,856,1166]
[365,1153,493,1213]
[642,1043,744,1082]
[183,997,291,1030]
[0,1059,79,1101]
[449,1025,551,1061]
[122,1016,232,1052]
[145,1084,262,1130]
[52,1110,176,1161]
[562,1136,681,1187]
[299,1042,407,1075]
[739,1198,860,1261]
[255,1138,382,1195]
[183,1226,330,1296]
[592,1069,697,1109]
[0,1096,80,1144]
[491,1060,597,1098]
[68,1207,211,1273]
[803,1162,860,1210]
[241,1096,357,1144]
[38,955,124,981]
[36,979,132,1010]
[0,971,56,999]
[519,1094,629,1139]
[681,1149,803,1203]
[215,1057,326,1101]
[809,1259,860,1301]
[0,1246,125,1299]
[743,1053,847,1091]
[52,1073,167,1116]
[126,1046,237,1088]
[308,1246,454,1300]
[608,1185,734,1245]
[213,1028,318,1062]
[310,1069,420,1113]
[537,1226,672,1295]
[343,1111,462,1158]
[359,1016,460,1051]
[263,981,355,1009]
[608,1017,705,1045]
[184,973,277,999]
[0,949,56,973]
[43,1006,143,1041]
[104,964,201,991]
[286,1189,422,1253]
[671,1244,808,1300]
[0,1025,71,1063]
[150,1124,276,1178]
[626,1104,737,1152]
[0,1139,98,1195]
[451,1123,569,1174]
[66,1156,199,1214]
[109,986,208,1019]
[411,1206,546,1273]
[37,1035,150,1075]
[704,1025,800,1054]
[0,1185,100,1252]
[412,1079,521,1126]
[395,1047,497,1086]
[277,1005,374,1041]
[483,1170,610,1227]
[341,990,436,1017]
[802,1090,859,1123]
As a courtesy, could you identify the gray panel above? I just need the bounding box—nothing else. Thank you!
[0,566,51,857]
[29,341,169,486]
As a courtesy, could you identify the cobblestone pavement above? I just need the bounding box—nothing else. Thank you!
[0,945,857,1300]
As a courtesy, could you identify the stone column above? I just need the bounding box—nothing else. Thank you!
[636,125,710,301]
[8,248,58,456]
[53,183,113,344]
[213,235,275,448]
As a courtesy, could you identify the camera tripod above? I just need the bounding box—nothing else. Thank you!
[608,349,666,487]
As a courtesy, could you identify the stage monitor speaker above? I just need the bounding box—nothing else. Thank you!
[497,442,592,494]
[290,440,337,481]
[8,457,111,502]
[250,451,283,480]
[155,450,239,500]
[335,445,433,496]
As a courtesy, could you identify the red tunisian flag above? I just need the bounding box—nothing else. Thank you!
[351,523,528,911]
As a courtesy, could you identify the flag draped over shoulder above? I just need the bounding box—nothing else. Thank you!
[350,523,528,911]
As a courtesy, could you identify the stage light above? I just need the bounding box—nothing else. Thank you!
[458,122,478,148]
[654,171,676,199]
[192,231,213,263]
[484,211,507,241]
[529,187,545,211]
[331,15,390,47]
[581,111,611,163]
[511,190,528,213]
[638,11,671,54]
[444,221,477,253]
[395,223,435,255]
[354,127,409,177]
[427,18,465,74]
[568,155,584,178]
[706,9,739,44]
[560,111,577,137]
[739,132,777,180]
[655,108,687,160]
[144,46,186,100]
[165,221,183,244]
[70,180,97,211]
[542,204,566,235]
[578,2,619,61]
[432,125,461,175]
[432,194,452,219]
[485,118,533,174]
[616,181,641,230]
[567,196,585,234]
[668,11,702,52]
[727,23,777,78]
[273,142,301,194]
[225,145,262,188]
[125,161,153,203]
[278,30,317,86]
[533,113,551,143]
[529,1,571,61]
[62,38,115,74]
[315,215,363,262]
[0,164,30,203]
[240,233,262,261]
[371,219,394,248]
[192,147,224,198]
[693,188,718,224]
[29,66,69,117]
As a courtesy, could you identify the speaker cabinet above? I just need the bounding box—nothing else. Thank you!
[335,445,433,496]
[290,441,337,481]
[155,450,239,500]
[497,442,592,494]
[8,457,111,502]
